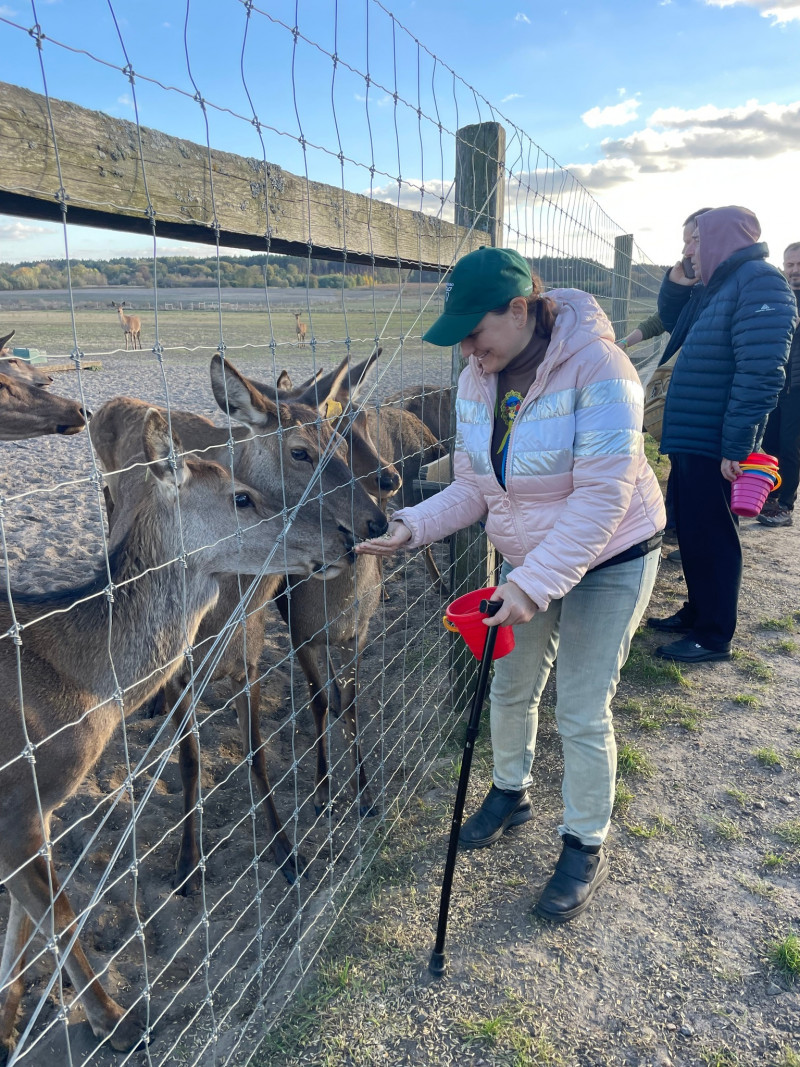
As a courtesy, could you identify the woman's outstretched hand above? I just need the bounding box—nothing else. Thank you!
[354,520,412,556]
[484,581,537,626]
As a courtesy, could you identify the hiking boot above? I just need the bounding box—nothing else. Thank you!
[535,835,608,923]
[459,785,532,849]
[646,608,693,634]
[759,496,781,519]
[757,505,793,528]
[655,637,731,663]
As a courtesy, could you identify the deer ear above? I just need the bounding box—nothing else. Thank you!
[142,408,187,486]
[0,331,15,350]
[276,368,293,390]
[209,353,279,430]
[349,348,380,404]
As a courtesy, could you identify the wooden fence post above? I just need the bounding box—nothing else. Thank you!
[448,122,506,708]
[611,234,634,338]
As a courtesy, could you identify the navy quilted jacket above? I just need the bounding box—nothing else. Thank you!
[659,243,795,460]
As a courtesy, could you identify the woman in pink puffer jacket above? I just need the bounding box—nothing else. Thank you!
[357,247,665,922]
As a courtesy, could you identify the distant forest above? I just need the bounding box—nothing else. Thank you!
[0,253,665,299]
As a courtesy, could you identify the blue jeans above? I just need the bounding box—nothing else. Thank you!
[490,550,660,846]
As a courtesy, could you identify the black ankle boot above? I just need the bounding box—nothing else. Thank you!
[535,835,608,922]
[459,784,532,849]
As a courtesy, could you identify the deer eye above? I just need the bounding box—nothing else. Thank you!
[291,448,310,462]
[234,492,254,509]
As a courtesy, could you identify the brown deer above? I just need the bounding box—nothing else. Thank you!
[110,301,142,350]
[247,349,403,817]
[294,312,307,346]
[91,355,390,887]
[0,373,89,441]
[0,331,54,388]
[385,383,452,446]
[0,409,351,1061]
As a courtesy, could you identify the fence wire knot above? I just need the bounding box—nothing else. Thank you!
[27,23,44,45]
[23,741,37,764]
[123,63,135,84]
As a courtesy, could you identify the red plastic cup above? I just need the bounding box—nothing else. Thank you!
[444,586,516,660]
[731,471,773,517]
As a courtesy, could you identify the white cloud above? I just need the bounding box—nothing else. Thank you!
[0,5,17,15]
[502,93,524,103]
[117,94,134,109]
[602,99,800,168]
[0,222,56,247]
[581,96,640,129]
[370,179,455,223]
[704,0,800,23]
[514,12,531,22]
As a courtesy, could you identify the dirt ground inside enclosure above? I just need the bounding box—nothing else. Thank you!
[0,345,457,1066]
[258,521,800,1066]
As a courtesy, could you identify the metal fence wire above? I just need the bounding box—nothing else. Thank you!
[0,2,664,1064]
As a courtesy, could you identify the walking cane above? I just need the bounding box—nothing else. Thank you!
[429,598,501,978]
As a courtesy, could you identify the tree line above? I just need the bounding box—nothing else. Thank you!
[0,253,665,301]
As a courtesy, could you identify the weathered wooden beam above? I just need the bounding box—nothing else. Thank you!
[0,81,490,270]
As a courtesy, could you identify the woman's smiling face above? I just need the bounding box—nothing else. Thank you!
[459,297,532,374]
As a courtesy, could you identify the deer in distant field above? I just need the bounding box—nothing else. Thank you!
[110,301,142,350]
[0,409,351,1060]
[294,312,307,346]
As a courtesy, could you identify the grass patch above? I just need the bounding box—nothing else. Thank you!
[735,873,778,899]
[779,1047,800,1067]
[732,693,759,707]
[617,742,656,777]
[725,786,750,807]
[629,695,705,732]
[700,1045,740,1066]
[767,933,800,980]
[775,639,797,655]
[759,615,796,632]
[755,746,783,768]
[626,814,675,838]
[622,644,689,687]
[731,650,774,682]
[714,817,744,842]
[776,821,800,846]
[613,780,634,814]
[762,851,787,869]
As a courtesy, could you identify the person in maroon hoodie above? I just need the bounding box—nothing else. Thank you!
[758,242,800,528]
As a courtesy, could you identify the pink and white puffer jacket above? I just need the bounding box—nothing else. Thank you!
[394,288,666,612]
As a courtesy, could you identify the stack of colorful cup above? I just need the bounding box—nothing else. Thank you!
[730,452,781,517]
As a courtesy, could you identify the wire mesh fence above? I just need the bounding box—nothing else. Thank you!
[0,2,666,1064]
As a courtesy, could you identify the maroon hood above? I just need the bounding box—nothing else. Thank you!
[697,206,761,284]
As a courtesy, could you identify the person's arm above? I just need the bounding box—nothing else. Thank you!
[721,269,796,463]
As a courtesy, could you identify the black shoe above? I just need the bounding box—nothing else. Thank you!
[535,836,608,923]
[459,785,532,849]
[655,637,731,663]
[646,609,692,634]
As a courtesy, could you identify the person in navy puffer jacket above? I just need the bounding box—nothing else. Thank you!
[648,206,796,662]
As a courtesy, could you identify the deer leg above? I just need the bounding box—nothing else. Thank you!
[232,670,307,884]
[0,898,32,1062]
[167,675,204,896]
[330,645,375,817]
[2,853,143,1054]
[294,643,333,815]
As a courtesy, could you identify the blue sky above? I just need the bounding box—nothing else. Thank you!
[1,0,799,267]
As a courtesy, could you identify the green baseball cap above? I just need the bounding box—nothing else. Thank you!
[423,246,534,347]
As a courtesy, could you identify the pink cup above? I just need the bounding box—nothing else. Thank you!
[731,471,772,517]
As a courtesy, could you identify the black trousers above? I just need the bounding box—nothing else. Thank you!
[672,453,740,652]
[762,387,800,509]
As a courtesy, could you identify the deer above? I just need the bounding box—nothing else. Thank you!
[248,349,404,818]
[0,408,353,1061]
[91,355,391,888]
[385,383,452,447]
[110,301,142,351]
[0,331,54,388]
[0,373,89,442]
[294,312,307,346]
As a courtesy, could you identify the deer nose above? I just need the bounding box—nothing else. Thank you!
[81,407,92,422]
[378,471,401,493]
[367,515,388,539]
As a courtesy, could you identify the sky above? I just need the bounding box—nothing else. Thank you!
[1,0,799,270]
